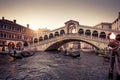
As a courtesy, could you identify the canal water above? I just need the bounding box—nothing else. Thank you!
[0,50,109,80]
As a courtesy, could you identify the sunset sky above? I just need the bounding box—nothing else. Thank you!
[0,0,120,30]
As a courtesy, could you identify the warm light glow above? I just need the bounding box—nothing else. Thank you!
[0,0,119,30]
[110,33,116,40]
[72,29,77,34]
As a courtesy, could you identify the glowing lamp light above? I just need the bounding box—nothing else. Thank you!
[110,33,116,40]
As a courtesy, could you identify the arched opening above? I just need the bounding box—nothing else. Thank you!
[34,38,38,43]
[16,42,22,50]
[85,30,91,36]
[78,29,84,34]
[39,36,43,41]
[116,34,120,41]
[54,32,59,37]
[44,35,48,40]
[45,39,99,51]
[49,33,54,39]
[8,42,15,49]
[60,30,65,35]
[72,28,77,34]
[67,23,76,34]
[99,32,106,39]
[23,41,28,47]
[92,30,98,37]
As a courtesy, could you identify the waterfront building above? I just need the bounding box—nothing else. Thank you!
[112,12,120,30]
[0,17,34,51]
[94,22,112,30]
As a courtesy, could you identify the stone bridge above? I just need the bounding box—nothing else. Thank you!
[24,34,109,51]
[25,20,120,51]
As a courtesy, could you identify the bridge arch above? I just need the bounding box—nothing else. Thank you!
[44,38,99,51]
[8,42,15,49]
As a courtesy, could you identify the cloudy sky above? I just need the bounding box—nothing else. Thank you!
[0,0,120,30]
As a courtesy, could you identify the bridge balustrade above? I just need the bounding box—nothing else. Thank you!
[25,34,109,51]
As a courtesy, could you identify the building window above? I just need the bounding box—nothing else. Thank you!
[12,35,14,38]
[20,36,21,39]
[12,26,14,31]
[0,24,3,29]
[9,34,11,38]
[102,26,103,28]
[4,25,6,29]
[4,33,6,38]
[0,33,3,38]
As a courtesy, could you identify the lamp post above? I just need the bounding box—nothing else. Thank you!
[108,32,120,80]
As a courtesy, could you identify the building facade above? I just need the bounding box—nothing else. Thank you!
[0,17,34,51]
[112,12,120,30]
[94,22,112,30]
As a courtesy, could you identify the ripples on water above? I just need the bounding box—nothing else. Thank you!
[0,51,109,80]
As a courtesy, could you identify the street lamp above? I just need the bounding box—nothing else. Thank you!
[108,32,120,80]
[109,33,116,40]
[108,32,119,48]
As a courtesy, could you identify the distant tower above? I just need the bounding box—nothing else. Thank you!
[27,24,29,28]
[2,17,4,20]
[13,19,16,23]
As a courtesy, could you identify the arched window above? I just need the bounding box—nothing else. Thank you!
[39,36,43,41]
[54,32,59,37]
[16,42,22,49]
[68,23,76,34]
[49,33,54,39]
[34,38,38,43]
[92,30,98,37]
[60,30,65,35]
[99,32,106,39]
[44,35,48,40]
[85,30,91,36]
[8,42,15,49]
[78,29,84,34]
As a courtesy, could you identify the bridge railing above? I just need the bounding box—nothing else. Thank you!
[24,34,109,50]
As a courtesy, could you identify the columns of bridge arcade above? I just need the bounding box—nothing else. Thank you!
[34,29,66,44]
[78,28,107,40]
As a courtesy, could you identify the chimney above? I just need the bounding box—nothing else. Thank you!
[13,19,16,23]
[2,17,4,20]
[27,24,29,28]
